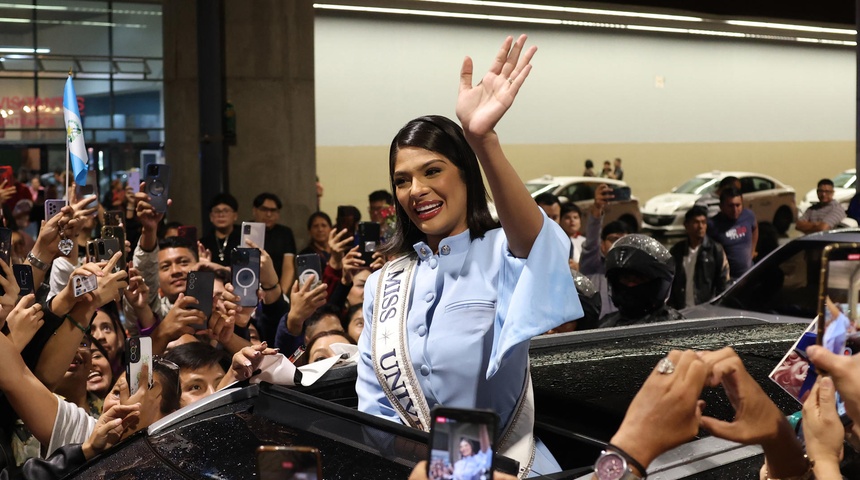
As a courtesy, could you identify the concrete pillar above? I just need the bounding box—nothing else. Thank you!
[162,0,316,248]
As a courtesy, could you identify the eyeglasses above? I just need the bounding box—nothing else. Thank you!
[256,206,279,214]
[154,356,180,372]
[211,208,235,216]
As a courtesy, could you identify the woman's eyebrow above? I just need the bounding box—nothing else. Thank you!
[394,159,445,176]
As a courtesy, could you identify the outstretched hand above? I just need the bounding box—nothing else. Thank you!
[456,34,536,138]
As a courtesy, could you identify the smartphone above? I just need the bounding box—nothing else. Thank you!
[126,336,153,396]
[0,228,11,265]
[295,253,322,289]
[72,274,98,298]
[186,270,215,317]
[95,237,123,272]
[240,222,266,250]
[427,407,498,480]
[356,222,381,265]
[610,185,631,201]
[0,166,13,187]
[101,227,126,270]
[127,170,141,193]
[104,210,124,226]
[74,184,98,211]
[44,199,66,220]
[232,247,261,307]
[13,264,34,296]
[336,205,358,235]
[256,446,322,480]
[177,225,198,245]
[144,164,170,214]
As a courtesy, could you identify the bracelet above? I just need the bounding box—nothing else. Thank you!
[261,283,280,291]
[607,443,648,479]
[64,314,90,335]
[138,313,162,336]
[27,252,49,271]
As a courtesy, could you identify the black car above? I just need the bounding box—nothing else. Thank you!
[65,316,843,480]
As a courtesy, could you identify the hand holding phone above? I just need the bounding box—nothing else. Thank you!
[428,407,498,480]
[44,199,66,220]
[13,265,34,296]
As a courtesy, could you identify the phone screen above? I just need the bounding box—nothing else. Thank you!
[769,243,860,416]
[428,408,497,480]
[256,446,322,480]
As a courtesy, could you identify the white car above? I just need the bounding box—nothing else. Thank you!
[641,171,797,235]
[798,168,856,215]
[522,175,642,232]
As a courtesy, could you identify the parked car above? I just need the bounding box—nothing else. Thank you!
[798,168,856,215]
[69,316,858,479]
[684,228,860,323]
[642,171,797,235]
[519,175,642,232]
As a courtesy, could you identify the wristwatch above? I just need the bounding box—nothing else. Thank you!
[594,450,643,480]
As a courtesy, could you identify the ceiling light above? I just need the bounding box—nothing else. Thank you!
[415,0,703,22]
[726,20,856,36]
[0,47,49,54]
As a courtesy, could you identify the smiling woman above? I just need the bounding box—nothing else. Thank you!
[356,35,582,478]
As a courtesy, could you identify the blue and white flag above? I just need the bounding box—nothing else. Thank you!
[63,75,88,186]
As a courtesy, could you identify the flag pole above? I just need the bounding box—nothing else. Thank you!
[65,69,71,205]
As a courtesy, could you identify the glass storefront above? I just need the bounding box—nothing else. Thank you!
[0,0,163,195]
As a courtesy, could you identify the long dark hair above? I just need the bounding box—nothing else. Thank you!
[382,115,496,255]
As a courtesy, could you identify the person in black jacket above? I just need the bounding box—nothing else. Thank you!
[669,206,730,310]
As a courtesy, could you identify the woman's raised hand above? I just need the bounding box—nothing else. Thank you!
[456,34,536,138]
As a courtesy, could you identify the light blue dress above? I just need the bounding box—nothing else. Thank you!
[454,448,492,480]
[357,215,583,475]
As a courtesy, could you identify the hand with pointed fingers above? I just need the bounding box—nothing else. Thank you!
[341,246,364,285]
[286,280,328,335]
[230,342,279,381]
[456,34,536,138]
[610,350,707,471]
[328,228,354,270]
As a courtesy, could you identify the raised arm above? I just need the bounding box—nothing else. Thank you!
[456,35,542,258]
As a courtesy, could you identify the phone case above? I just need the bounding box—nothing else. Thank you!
[0,166,13,186]
[44,199,66,220]
[127,171,141,193]
[240,222,266,250]
[144,164,170,213]
[296,253,322,289]
[126,336,153,396]
[72,274,98,297]
[232,248,261,307]
[101,227,127,270]
[187,270,215,316]
[357,222,381,264]
[177,225,198,245]
[104,210,124,226]
[13,264,34,296]
[98,237,124,272]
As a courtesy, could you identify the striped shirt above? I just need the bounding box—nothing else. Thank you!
[801,200,846,228]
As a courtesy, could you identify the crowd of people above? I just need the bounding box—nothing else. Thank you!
[0,33,857,480]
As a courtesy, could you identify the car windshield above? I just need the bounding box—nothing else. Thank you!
[715,240,823,319]
[834,171,856,189]
[674,177,718,195]
[525,182,558,196]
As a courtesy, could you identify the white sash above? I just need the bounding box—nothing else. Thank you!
[371,254,431,430]
[371,254,536,478]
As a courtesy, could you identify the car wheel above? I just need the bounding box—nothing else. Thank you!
[773,206,793,234]
[619,214,639,233]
